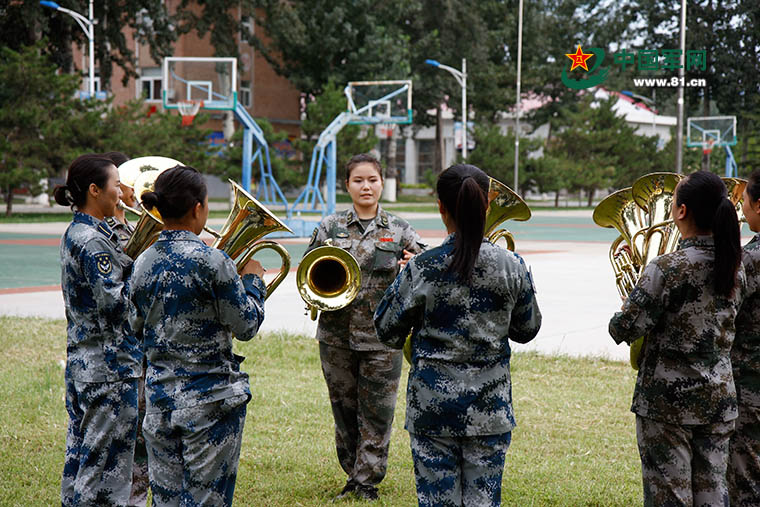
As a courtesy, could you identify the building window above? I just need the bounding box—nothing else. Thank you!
[138,67,162,102]
[240,80,252,108]
[417,139,435,180]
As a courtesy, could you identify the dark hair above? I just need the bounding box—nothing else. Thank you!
[140,166,207,220]
[345,153,382,181]
[53,154,116,209]
[676,170,741,297]
[747,168,760,202]
[436,164,490,282]
[100,151,129,168]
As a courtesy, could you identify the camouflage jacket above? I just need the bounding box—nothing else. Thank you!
[305,205,425,351]
[105,215,134,250]
[60,211,141,382]
[374,234,542,437]
[733,233,760,407]
[609,236,746,424]
[129,230,265,413]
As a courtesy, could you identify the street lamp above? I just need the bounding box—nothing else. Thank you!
[621,90,657,138]
[425,58,468,159]
[40,0,95,98]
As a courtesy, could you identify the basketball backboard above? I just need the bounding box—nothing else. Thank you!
[346,80,412,124]
[687,116,737,148]
[163,57,237,111]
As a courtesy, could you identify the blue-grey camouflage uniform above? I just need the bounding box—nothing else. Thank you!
[374,234,541,507]
[129,229,265,507]
[60,211,141,507]
[609,235,746,507]
[306,205,424,495]
[105,214,148,507]
[730,232,760,505]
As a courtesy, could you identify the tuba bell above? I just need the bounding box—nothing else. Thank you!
[212,179,293,299]
[484,177,531,251]
[296,240,362,320]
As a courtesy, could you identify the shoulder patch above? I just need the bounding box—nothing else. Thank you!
[94,252,113,275]
[309,227,318,246]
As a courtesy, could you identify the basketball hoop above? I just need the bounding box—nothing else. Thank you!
[178,100,203,126]
[703,139,715,156]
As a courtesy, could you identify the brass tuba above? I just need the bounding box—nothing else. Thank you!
[212,179,293,299]
[484,178,531,251]
[296,240,362,320]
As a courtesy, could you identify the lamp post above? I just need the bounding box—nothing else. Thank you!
[40,0,95,98]
[425,58,468,159]
[621,89,657,138]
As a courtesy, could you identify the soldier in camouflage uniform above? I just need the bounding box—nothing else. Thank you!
[609,170,745,506]
[729,169,760,505]
[53,155,142,507]
[129,167,265,507]
[305,154,425,501]
[374,164,542,507]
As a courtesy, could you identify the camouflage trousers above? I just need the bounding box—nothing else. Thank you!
[636,415,735,507]
[61,378,139,507]
[319,342,402,490]
[409,432,511,507]
[729,404,760,506]
[128,364,148,507]
[143,394,249,507]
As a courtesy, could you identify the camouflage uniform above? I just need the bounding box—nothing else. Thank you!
[609,236,746,507]
[374,234,542,507]
[105,214,148,507]
[729,232,760,505]
[129,229,265,507]
[60,212,141,507]
[305,205,424,495]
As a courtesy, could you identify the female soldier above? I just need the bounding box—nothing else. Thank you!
[54,154,141,506]
[128,167,266,507]
[609,170,744,506]
[374,164,542,507]
[729,168,760,505]
[305,153,425,501]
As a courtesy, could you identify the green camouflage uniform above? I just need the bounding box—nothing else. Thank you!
[730,232,760,505]
[305,205,424,495]
[609,236,746,507]
[105,214,147,507]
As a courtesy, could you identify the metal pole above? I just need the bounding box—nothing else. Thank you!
[675,0,686,174]
[462,58,467,160]
[87,0,94,96]
[651,88,656,137]
[514,0,523,191]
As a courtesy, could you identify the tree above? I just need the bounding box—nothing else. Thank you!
[0,44,82,216]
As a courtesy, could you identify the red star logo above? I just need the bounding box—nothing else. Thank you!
[565,45,593,71]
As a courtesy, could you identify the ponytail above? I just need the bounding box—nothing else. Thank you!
[676,170,741,297]
[436,164,490,282]
[712,197,741,297]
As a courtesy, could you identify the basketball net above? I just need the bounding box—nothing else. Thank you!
[703,139,715,156]
[178,100,203,126]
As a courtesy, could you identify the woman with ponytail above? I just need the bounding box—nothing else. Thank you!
[374,164,542,507]
[609,170,745,505]
[729,168,760,505]
[128,166,266,507]
[54,154,142,506]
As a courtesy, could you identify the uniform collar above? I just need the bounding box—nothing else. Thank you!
[750,232,760,246]
[73,211,101,228]
[346,205,389,229]
[678,235,714,250]
[158,229,204,243]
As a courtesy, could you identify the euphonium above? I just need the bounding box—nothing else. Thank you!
[723,177,748,223]
[212,179,293,299]
[484,177,531,251]
[296,240,362,320]
[631,172,684,270]
[592,188,647,298]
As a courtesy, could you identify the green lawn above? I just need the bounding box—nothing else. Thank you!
[0,316,642,506]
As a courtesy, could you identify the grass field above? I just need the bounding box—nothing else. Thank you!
[0,317,643,505]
